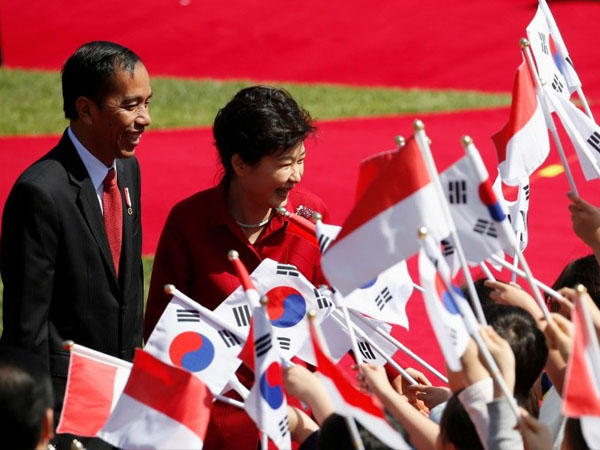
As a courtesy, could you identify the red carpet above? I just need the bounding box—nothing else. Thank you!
[1,0,599,99]
[2,108,597,376]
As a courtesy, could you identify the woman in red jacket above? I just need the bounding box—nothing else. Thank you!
[144,86,328,449]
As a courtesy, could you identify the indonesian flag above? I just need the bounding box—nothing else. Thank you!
[343,260,413,328]
[243,305,291,449]
[538,0,581,91]
[355,148,397,202]
[309,319,410,449]
[214,258,331,362]
[544,87,600,181]
[144,294,243,395]
[562,295,600,418]
[440,155,511,264]
[322,135,449,295]
[98,349,212,449]
[418,240,475,372]
[492,59,550,186]
[56,344,130,437]
[527,6,570,101]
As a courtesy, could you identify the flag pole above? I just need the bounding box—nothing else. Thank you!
[521,38,579,195]
[309,311,366,450]
[490,254,567,302]
[419,229,521,421]
[330,309,418,385]
[463,137,553,323]
[414,120,488,327]
[479,261,496,282]
[349,310,449,384]
[576,285,600,377]
[331,290,365,367]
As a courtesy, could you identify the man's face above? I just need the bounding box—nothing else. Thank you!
[89,61,152,165]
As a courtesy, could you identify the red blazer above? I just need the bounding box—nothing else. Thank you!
[144,182,328,450]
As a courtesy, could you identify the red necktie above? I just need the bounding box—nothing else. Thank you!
[103,168,122,277]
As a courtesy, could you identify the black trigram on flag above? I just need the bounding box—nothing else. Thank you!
[358,341,376,360]
[276,264,300,277]
[441,238,455,257]
[587,131,600,154]
[448,180,467,204]
[232,304,252,327]
[255,333,272,358]
[318,234,333,253]
[218,329,241,348]
[523,184,530,201]
[473,219,498,238]
[314,288,331,309]
[277,336,291,351]
[552,74,564,93]
[374,286,392,311]
[278,416,290,438]
[176,309,200,323]
[448,327,458,347]
[539,32,549,55]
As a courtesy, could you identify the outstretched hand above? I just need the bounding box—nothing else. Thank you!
[567,192,600,254]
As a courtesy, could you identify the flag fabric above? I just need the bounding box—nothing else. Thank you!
[538,0,581,91]
[562,295,600,418]
[144,294,243,395]
[355,148,397,202]
[98,349,212,449]
[343,260,413,328]
[56,344,131,437]
[440,156,511,264]
[418,244,474,372]
[492,59,550,186]
[214,258,331,361]
[544,87,600,181]
[243,305,291,449]
[315,220,341,254]
[322,135,450,295]
[309,320,410,449]
[493,175,530,254]
[526,6,570,100]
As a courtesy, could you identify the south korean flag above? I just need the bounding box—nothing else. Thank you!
[214,258,330,361]
[315,220,342,254]
[493,174,530,254]
[440,156,511,264]
[144,295,243,395]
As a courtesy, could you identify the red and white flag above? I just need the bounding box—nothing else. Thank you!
[322,135,449,295]
[243,304,291,449]
[309,319,409,449]
[214,258,331,362]
[355,148,397,202]
[144,293,243,395]
[492,59,550,186]
[98,349,212,449]
[57,344,130,437]
[562,295,600,418]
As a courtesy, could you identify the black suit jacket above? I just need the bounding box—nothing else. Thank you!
[0,130,143,414]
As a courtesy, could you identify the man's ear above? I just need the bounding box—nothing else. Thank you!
[231,153,247,177]
[75,97,95,125]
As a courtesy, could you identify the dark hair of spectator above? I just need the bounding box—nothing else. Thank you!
[484,303,548,415]
[551,254,600,309]
[317,413,394,450]
[212,85,315,185]
[439,391,483,450]
[461,277,496,312]
[62,40,141,119]
[0,347,53,449]
[563,418,590,450]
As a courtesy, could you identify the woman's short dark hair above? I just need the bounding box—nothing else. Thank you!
[552,254,600,308]
[212,86,315,185]
[62,40,141,119]
[439,391,483,450]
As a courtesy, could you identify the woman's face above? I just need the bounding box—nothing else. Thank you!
[237,142,306,211]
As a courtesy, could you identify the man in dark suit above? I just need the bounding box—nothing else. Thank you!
[0,41,152,446]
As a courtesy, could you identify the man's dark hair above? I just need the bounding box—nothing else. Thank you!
[317,414,394,450]
[0,347,53,449]
[552,254,600,308]
[212,85,315,185]
[439,391,483,450]
[461,277,496,312]
[484,303,548,414]
[62,40,141,119]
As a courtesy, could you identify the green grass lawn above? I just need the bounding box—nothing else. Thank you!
[0,67,511,337]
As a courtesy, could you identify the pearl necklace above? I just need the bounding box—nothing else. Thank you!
[235,217,271,229]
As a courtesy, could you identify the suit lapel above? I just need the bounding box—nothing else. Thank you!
[59,133,120,291]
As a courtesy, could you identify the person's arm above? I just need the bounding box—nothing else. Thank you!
[517,408,553,450]
[287,406,319,446]
[567,192,600,266]
[283,364,334,426]
[0,181,58,369]
[360,364,439,450]
[486,399,524,450]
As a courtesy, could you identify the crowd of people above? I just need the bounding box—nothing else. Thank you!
[1,39,599,449]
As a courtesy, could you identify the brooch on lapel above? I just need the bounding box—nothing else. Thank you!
[124,187,133,215]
